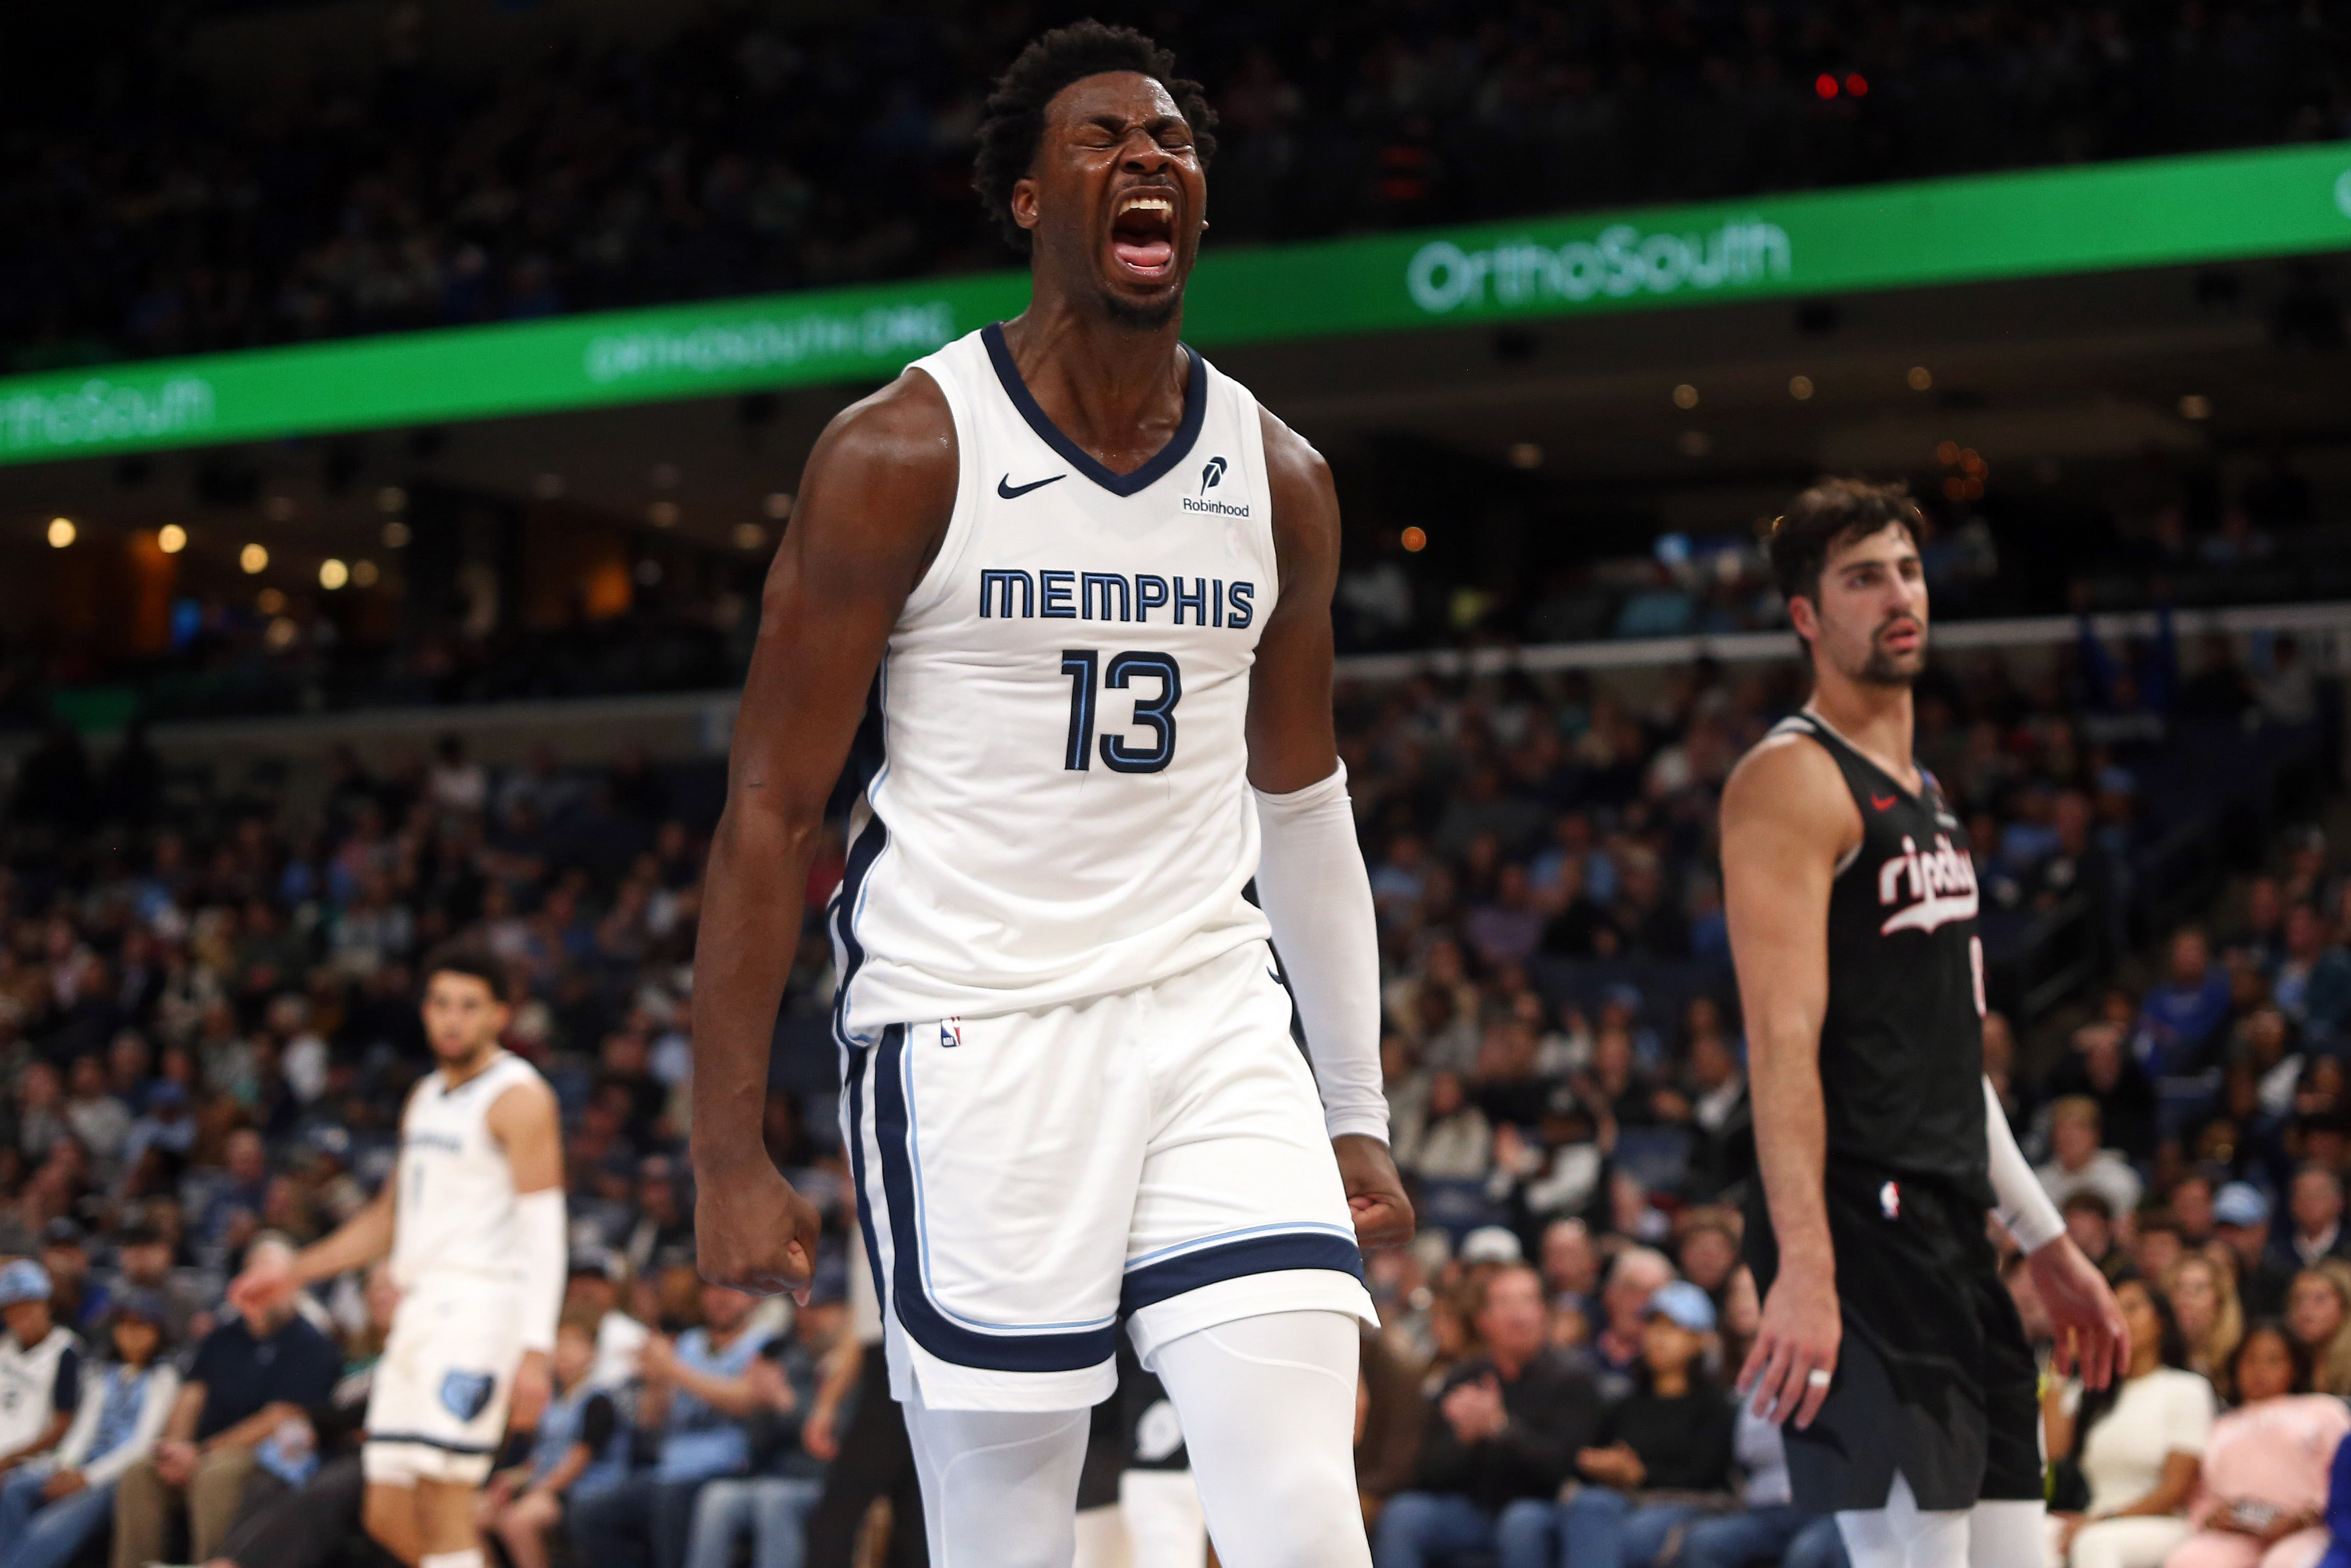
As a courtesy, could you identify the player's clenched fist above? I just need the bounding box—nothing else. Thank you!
[1335,1135,1414,1251]
[694,1158,823,1301]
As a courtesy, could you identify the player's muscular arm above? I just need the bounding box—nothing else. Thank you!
[1723,736,1858,1429]
[693,370,956,1299]
[1247,409,1411,1249]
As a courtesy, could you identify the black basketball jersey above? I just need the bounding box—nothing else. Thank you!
[1775,710,1992,1206]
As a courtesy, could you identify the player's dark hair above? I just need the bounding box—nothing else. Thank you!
[2070,1280,2186,1459]
[1764,477,1929,612]
[420,944,504,999]
[2228,1320,2312,1402]
[973,21,1217,255]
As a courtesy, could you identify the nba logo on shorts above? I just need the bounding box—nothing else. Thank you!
[439,1370,495,1421]
[1879,1180,1901,1220]
[940,1018,963,1048]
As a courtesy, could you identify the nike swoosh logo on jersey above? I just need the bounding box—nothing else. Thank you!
[997,473,1066,499]
[1870,793,1897,810]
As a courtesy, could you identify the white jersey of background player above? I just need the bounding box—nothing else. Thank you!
[689,22,1408,1568]
[234,953,565,1568]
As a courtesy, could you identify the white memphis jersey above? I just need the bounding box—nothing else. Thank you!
[390,1051,545,1290]
[829,322,1278,1043]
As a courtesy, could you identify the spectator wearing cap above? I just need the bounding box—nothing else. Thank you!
[110,1237,339,1568]
[2035,1097,2145,1220]
[1372,1264,1604,1568]
[2216,1183,2297,1318]
[0,1291,178,1568]
[1555,1280,1737,1566]
[0,1266,79,1480]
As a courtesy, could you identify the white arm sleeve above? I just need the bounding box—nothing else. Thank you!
[515,1187,568,1354]
[1252,763,1389,1143]
[1985,1076,2066,1253]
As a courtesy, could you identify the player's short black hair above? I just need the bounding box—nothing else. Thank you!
[1764,476,1929,610]
[973,21,1217,255]
[420,944,504,999]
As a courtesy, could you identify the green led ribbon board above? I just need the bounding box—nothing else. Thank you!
[2,142,2346,466]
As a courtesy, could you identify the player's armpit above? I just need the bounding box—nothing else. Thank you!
[1244,405,1342,795]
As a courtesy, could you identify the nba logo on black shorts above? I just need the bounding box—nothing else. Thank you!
[1879,1180,1900,1220]
[439,1370,495,1421]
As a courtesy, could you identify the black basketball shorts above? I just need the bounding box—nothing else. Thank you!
[1744,1162,2041,1514]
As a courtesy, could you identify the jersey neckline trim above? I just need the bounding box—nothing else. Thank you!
[980,321,1207,499]
[1796,704,1929,803]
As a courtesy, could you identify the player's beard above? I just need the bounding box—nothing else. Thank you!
[1101,283,1182,331]
[1857,626,1926,687]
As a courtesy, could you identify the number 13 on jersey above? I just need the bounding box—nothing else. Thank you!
[1062,649,1182,773]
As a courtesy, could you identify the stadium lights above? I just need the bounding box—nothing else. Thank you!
[1400,527,1428,553]
[1789,375,1815,400]
[383,521,412,549]
[157,525,187,554]
[352,559,380,587]
[241,543,269,574]
[2179,394,2212,420]
[319,558,350,590]
[46,517,75,548]
[1508,443,1544,469]
[763,492,794,520]
[1908,366,1933,391]
[1672,383,1699,410]
[1815,74,1838,99]
[732,524,766,551]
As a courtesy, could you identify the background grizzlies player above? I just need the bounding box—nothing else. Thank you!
[689,22,1408,1568]
[1723,479,2128,1568]
[232,951,567,1568]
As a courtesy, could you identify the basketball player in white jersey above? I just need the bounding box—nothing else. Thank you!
[231,951,566,1568]
[691,22,1406,1567]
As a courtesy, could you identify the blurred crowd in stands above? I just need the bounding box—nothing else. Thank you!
[5,0,2346,366]
[0,625,2337,1566]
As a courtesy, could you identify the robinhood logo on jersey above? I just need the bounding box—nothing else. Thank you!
[1181,454,1250,516]
[1406,218,1793,315]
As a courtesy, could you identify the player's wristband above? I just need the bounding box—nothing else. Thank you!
[514,1187,568,1354]
[1983,1077,2066,1253]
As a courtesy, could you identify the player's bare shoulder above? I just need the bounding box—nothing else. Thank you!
[1720,724,1861,858]
[789,365,962,584]
[1256,403,1338,593]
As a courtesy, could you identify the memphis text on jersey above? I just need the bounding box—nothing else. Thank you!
[976,569,1257,629]
[1877,832,1980,937]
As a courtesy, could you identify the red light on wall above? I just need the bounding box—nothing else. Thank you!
[1845,73,1870,96]
[1815,73,1839,99]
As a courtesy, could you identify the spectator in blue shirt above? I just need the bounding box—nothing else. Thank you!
[2135,926,2232,1076]
[570,1285,771,1568]
[0,1291,180,1568]
[683,1285,840,1568]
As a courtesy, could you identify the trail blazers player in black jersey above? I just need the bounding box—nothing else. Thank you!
[1722,479,2129,1567]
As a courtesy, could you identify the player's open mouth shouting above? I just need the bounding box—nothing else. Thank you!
[1108,182,1180,284]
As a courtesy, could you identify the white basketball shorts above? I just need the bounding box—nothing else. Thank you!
[363,1273,527,1484]
[841,939,1377,1412]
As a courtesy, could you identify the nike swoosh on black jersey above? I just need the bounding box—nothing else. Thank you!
[997,473,1066,499]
